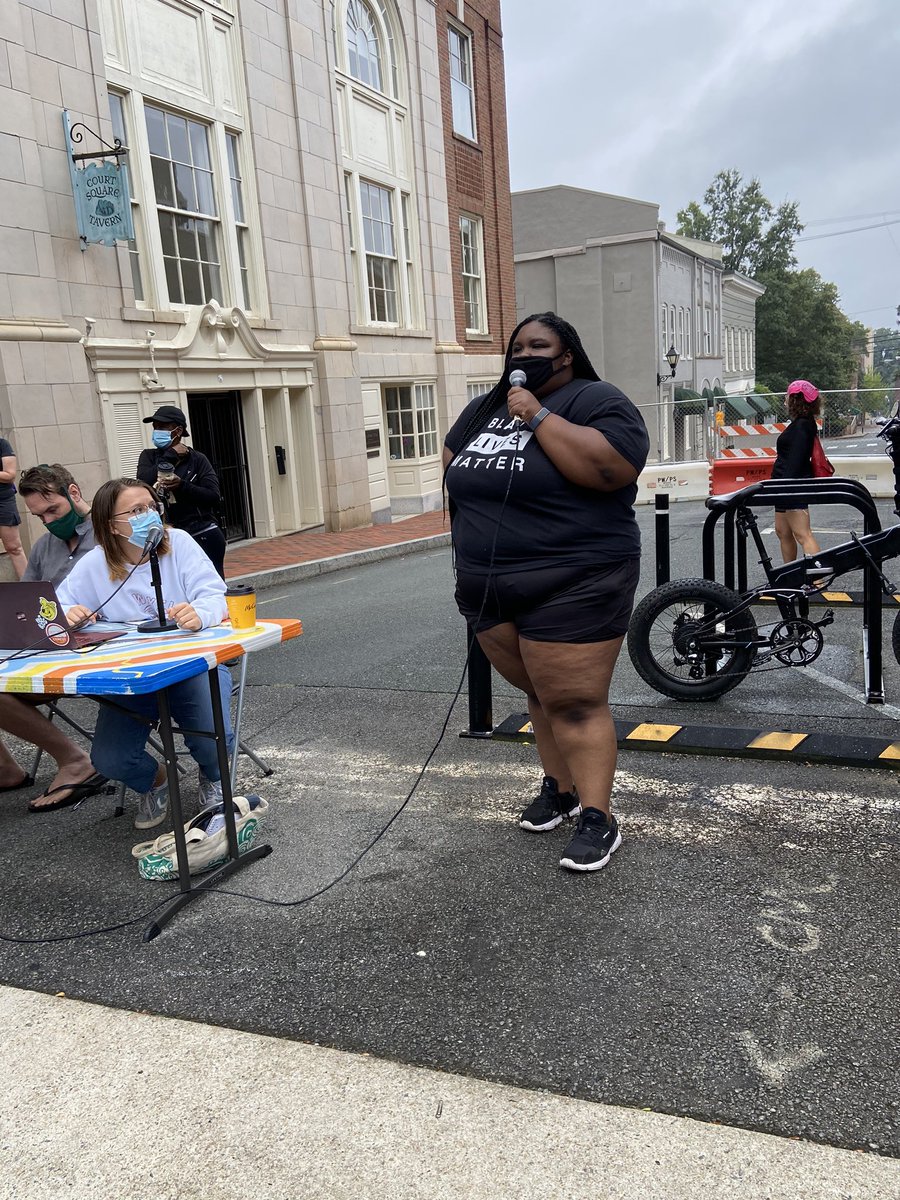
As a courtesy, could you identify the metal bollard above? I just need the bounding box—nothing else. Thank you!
[463,628,493,737]
[655,492,671,586]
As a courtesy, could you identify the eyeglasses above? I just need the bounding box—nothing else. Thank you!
[114,503,159,520]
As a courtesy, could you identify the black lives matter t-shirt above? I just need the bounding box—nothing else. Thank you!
[444,379,650,573]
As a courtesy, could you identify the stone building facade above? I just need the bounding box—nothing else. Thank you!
[0,0,515,574]
[722,270,766,396]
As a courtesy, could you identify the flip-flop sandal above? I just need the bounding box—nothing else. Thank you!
[27,772,109,813]
[0,773,34,793]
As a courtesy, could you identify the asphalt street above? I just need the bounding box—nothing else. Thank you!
[1,498,898,1166]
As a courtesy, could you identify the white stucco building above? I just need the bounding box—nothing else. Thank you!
[512,185,731,464]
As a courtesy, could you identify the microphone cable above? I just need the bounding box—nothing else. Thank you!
[0,418,528,940]
[205,418,526,912]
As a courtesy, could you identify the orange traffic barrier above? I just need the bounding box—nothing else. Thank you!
[710,457,774,495]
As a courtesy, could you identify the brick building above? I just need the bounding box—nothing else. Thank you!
[0,0,516,576]
[435,0,516,388]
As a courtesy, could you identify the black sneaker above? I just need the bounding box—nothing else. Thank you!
[519,776,581,832]
[559,809,621,872]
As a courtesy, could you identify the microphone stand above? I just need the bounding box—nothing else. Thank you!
[136,541,178,634]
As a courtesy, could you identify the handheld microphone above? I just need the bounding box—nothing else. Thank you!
[508,369,527,428]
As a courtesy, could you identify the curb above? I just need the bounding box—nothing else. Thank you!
[493,712,900,771]
[227,532,451,592]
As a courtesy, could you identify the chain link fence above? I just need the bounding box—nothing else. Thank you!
[633,386,899,464]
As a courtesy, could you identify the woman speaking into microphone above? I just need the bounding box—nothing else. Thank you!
[443,312,649,874]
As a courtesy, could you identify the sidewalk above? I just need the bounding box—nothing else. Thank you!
[4,987,897,1200]
[223,510,450,587]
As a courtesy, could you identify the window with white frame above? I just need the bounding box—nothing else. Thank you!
[384,384,438,459]
[667,305,676,354]
[226,132,252,310]
[100,1,262,316]
[660,305,667,358]
[449,24,476,140]
[684,308,692,358]
[145,104,223,306]
[346,0,384,92]
[467,381,492,403]
[108,93,144,301]
[337,2,421,329]
[460,214,487,333]
[704,306,712,354]
[677,308,684,356]
[359,180,398,323]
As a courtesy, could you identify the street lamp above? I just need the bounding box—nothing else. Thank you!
[657,344,680,387]
[655,344,680,462]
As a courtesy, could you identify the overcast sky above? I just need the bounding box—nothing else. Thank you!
[502,0,898,334]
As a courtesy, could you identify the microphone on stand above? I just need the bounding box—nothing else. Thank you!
[136,525,179,634]
[508,369,527,428]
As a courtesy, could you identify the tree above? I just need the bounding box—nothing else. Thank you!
[676,168,803,277]
[857,370,889,416]
[871,325,900,387]
[754,269,868,433]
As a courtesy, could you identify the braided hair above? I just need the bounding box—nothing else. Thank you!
[448,312,601,458]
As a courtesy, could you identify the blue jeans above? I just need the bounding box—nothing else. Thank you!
[90,666,233,794]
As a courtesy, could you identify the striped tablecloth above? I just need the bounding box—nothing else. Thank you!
[0,618,302,696]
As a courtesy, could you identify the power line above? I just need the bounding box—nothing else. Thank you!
[797,218,900,243]
[804,209,900,227]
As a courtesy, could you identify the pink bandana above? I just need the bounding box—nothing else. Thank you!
[787,379,819,404]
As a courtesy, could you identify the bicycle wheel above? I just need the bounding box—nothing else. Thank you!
[627,578,758,701]
[891,608,900,669]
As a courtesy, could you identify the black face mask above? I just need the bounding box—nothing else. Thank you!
[508,354,567,392]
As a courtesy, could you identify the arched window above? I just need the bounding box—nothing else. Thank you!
[346,0,383,92]
[336,0,418,327]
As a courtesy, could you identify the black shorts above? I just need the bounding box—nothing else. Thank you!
[0,496,20,526]
[455,559,641,643]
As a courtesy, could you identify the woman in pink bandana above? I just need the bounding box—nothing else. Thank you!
[770,379,822,561]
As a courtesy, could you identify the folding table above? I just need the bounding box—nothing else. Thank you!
[0,618,302,939]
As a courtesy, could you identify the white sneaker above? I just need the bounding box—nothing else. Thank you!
[135,781,170,830]
[198,771,223,808]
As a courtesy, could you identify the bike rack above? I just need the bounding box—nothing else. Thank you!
[701,478,886,703]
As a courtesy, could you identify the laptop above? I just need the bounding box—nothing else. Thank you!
[0,581,130,653]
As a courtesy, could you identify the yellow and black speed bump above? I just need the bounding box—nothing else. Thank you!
[491,713,900,770]
[755,590,900,608]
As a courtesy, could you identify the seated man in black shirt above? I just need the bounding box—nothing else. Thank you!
[136,405,227,577]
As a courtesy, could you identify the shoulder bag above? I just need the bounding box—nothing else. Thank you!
[811,434,835,478]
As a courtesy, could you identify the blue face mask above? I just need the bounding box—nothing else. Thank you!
[127,508,164,549]
[152,430,173,449]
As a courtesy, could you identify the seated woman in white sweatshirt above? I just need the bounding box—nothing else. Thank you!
[58,478,233,831]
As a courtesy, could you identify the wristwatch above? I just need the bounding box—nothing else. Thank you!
[528,406,551,431]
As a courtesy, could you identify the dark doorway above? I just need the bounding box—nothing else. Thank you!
[186,391,254,542]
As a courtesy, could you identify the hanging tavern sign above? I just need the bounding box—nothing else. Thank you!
[63,109,134,249]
